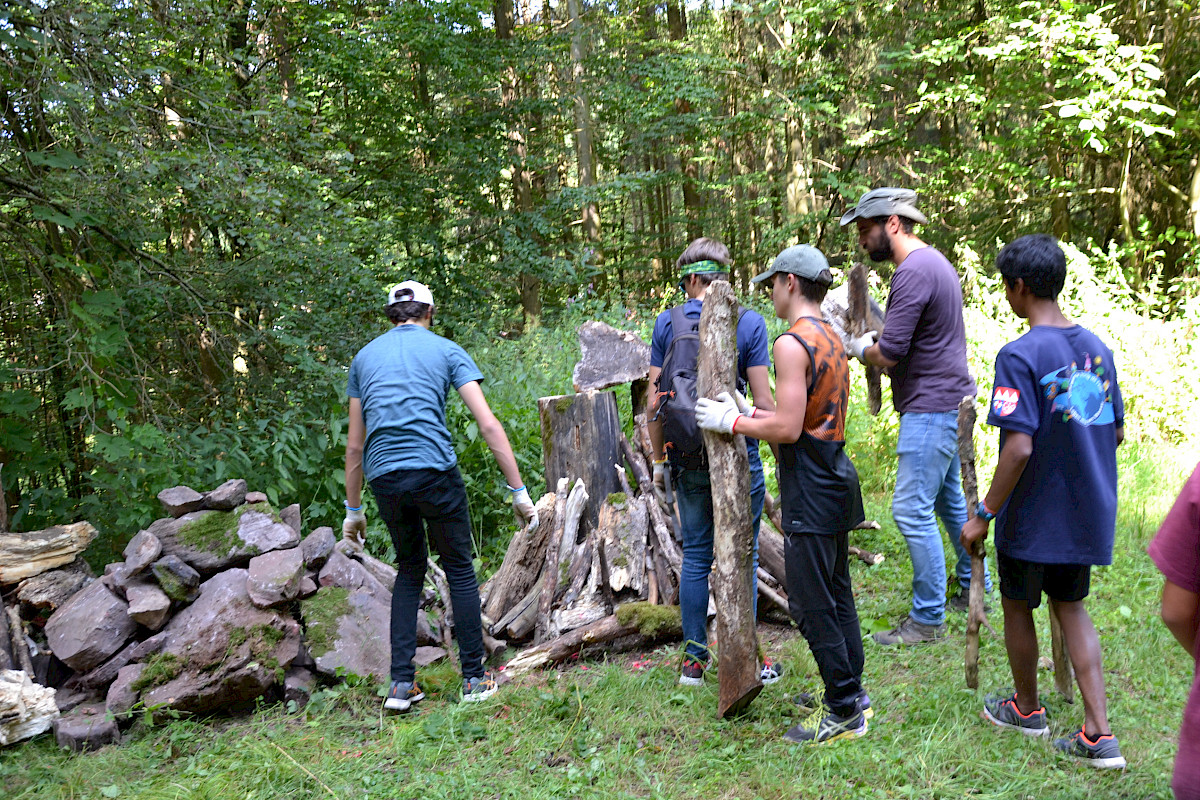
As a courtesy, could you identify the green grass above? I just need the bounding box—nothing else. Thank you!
[2,445,1192,799]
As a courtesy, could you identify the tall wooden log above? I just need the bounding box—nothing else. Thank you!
[620,434,682,590]
[958,396,988,690]
[1048,601,1076,703]
[482,492,557,621]
[534,479,572,643]
[847,262,885,415]
[538,390,622,532]
[0,463,7,534]
[763,492,882,567]
[0,595,13,672]
[696,281,762,718]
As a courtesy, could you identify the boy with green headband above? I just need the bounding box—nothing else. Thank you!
[646,237,776,686]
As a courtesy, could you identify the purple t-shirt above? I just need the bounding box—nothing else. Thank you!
[1148,462,1200,799]
[877,246,976,413]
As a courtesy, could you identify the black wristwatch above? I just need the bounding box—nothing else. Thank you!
[975,501,996,522]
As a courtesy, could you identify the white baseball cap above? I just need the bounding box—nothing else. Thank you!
[387,280,434,307]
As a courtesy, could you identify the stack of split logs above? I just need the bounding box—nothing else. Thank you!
[484,297,884,678]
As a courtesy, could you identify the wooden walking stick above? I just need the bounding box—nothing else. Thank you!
[1048,601,1076,702]
[697,281,762,719]
[957,396,988,689]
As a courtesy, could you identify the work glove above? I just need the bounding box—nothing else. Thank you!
[729,388,757,418]
[342,504,366,551]
[652,459,668,506]
[695,391,744,435]
[849,330,880,364]
[509,485,540,533]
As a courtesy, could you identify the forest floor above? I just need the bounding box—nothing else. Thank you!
[2,441,1192,800]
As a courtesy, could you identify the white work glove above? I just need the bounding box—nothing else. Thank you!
[729,388,757,418]
[652,459,668,505]
[342,504,366,551]
[509,485,540,533]
[849,330,880,364]
[695,392,744,435]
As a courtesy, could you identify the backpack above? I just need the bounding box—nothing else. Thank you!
[654,304,747,470]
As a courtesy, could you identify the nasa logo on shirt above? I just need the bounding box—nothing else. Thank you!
[992,386,1020,417]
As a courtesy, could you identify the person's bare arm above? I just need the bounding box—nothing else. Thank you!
[345,397,365,508]
[458,380,523,488]
[961,431,1033,549]
[746,364,775,412]
[861,341,899,368]
[646,365,666,460]
[1162,580,1200,656]
[727,336,808,445]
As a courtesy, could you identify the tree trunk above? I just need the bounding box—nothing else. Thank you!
[667,0,701,241]
[0,595,13,672]
[848,263,884,415]
[957,396,988,690]
[567,0,601,272]
[538,390,622,532]
[483,492,557,622]
[696,281,761,718]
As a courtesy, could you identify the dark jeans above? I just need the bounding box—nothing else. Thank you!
[785,529,864,716]
[370,467,485,683]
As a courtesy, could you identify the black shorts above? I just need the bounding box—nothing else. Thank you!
[997,552,1091,608]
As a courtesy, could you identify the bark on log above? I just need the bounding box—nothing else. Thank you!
[763,492,883,567]
[0,463,7,534]
[957,396,988,690]
[6,606,32,675]
[697,281,762,718]
[0,596,12,672]
[534,479,571,643]
[1048,600,1075,703]
[596,539,615,615]
[0,522,97,585]
[494,579,542,639]
[755,567,790,614]
[620,434,682,589]
[538,390,621,532]
[503,603,683,676]
[571,321,650,392]
[537,480,586,643]
[482,492,557,621]
[596,492,648,597]
[559,534,594,605]
[848,262,885,415]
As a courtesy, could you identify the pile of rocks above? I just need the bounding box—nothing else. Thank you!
[1,480,457,752]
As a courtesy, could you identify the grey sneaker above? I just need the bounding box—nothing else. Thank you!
[982,691,1049,737]
[783,708,868,744]
[383,680,425,713]
[461,671,498,703]
[794,689,873,720]
[1053,727,1127,769]
[872,615,946,645]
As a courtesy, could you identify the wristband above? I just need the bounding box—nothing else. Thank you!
[344,501,362,512]
[653,458,667,466]
[731,416,740,434]
[975,500,996,522]
[506,484,525,493]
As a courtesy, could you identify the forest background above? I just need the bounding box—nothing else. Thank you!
[2,0,1198,564]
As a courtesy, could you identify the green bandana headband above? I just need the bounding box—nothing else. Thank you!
[679,259,727,276]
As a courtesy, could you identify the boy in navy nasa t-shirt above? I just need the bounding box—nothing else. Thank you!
[960,234,1127,769]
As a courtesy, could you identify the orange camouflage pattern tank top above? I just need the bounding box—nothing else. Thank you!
[780,316,850,442]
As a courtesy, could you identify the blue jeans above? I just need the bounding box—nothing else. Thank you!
[676,448,765,661]
[893,411,993,627]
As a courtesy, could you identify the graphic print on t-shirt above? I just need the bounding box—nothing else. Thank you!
[1039,353,1115,426]
[992,386,1020,417]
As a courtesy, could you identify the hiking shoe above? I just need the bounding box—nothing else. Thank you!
[759,659,783,685]
[1053,727,1127,769]
[981,692,1049,737]
[793,689,874,720]
[383,680,425,713]
[679,656,707,686]
[947,590,992,613]
[783,708,868,744]
[872,615,947,645]
[461,671,498,703]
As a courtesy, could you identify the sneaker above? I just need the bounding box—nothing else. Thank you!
[759,659,783,685]
[793,689,874,720]
[679,656,707,686]
[1053,727,1127,769]
[981,692,1049,737]
[872,615,947,645]
[383,680,425,713]
[947,591,992,613]
[783,708,868,744]
[461,671,498,703]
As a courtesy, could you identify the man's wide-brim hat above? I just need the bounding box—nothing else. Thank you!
[839,187,929,227]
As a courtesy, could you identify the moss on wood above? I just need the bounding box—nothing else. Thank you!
[616,602,682,638]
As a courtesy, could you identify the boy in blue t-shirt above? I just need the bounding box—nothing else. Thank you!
[960,234,1126,769]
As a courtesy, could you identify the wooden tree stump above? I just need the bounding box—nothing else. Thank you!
[957,396,988,690]
[847,262,885,415]
[539,390,622,532]
[696,281,762,718]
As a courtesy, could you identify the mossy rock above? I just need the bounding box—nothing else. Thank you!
[299,587,352,659]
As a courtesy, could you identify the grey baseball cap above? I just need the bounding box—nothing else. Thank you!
[752,244,832,286]
[839,187,929,227]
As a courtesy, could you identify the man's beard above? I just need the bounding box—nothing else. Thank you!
[868,235,892,263]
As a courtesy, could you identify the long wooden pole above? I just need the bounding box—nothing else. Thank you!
[696,281,762,718]
[0,463,7,533]
[957,396,987,689]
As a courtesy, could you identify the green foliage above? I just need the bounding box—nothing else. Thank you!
[130,652,183,694]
